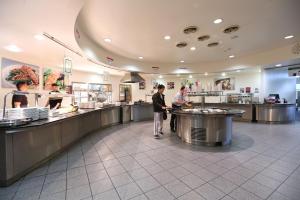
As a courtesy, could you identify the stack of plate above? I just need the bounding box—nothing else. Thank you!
[38,107,49,119]
[7,108,39,121]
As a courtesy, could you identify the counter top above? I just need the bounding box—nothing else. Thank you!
[174,108,244,116]
[256,103,295,107]
[1,106,121,131]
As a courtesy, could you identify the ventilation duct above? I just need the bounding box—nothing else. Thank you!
[121,72,145,83]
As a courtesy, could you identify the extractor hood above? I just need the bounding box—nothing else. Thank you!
[121,72,145,83]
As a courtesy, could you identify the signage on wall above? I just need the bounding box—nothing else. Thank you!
[63,56,72,74]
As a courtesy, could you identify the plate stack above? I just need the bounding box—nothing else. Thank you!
[7,108,39,121]
[38,107,49,119]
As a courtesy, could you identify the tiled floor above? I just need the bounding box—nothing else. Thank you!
[1,120,300,200]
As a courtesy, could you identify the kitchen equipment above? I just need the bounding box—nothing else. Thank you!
[0,118,32,127]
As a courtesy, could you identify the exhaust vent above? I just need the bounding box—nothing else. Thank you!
[223,25,240,34]
[207,42,219,47]
[176,42,188,48]
[198,35,210,41]
[121,72,145,83]
[183,26,198,34]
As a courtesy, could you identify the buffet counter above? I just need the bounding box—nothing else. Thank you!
[256,103,296,123]
[174,108,244,146]
[193,103,255,122]
[0,106,122,186]
[132,102,154,122]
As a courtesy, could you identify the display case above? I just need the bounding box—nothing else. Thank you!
[72,82,88,104]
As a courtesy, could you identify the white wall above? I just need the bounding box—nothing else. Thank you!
[262,68,296,103]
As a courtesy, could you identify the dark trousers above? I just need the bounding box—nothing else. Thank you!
[170,104,181,130]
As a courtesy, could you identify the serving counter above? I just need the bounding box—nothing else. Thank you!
[256,103,296,123]
[132,103,153,122]
[174,109,244,146]
[0,106,122,186]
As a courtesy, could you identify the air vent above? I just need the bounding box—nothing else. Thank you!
[176,42,188,48]
[223,25,240,34]
[207,42,219,47]
[198,35,210,41]
[152,66,160,70]
[183,26,198,34]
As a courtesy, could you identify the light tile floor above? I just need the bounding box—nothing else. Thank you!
[1,120,300,200]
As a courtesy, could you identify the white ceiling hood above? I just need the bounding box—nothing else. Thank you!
[121,72,145,83]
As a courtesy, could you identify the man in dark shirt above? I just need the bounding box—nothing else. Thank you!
[12,81,28,108]
[45,83,63,109]
[152,84,167,139]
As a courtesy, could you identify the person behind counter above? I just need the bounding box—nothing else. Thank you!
[170,86,191,132]
[45,83,63,109]
[12,81,28,108]
[152,84,167,139]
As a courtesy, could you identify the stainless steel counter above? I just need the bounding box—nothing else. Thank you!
[256,103,296,123]
[174,108,244,146]
[132,103,154,122]
[0,106,122,186]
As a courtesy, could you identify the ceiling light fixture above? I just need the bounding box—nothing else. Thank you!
[4,44,22,52]
[189,75,193,78]
[190,47,196,51]
[34,34,45,40]
[258,69,262,73]
[214,18,223,24]
[204,72,208,76]
[159,75,163,79]
[222,72,226,76]
[284,35,294,39]
[104,38,112,43]
[176,74,180,77]
[138,56,143,59]
[164,35,171,40]
[229,55,235,58]
[180,60,185,63]
[236,70,241,72]
[275,64,282,67]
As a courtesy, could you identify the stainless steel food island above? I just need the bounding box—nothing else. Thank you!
[174,108,244,146]
[256,103,296,123]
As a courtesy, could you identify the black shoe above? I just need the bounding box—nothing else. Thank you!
[159,132,164,135]
[171,129,176,133]
[154,135,160,139]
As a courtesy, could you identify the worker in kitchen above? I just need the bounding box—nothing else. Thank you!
[45,83,63,109]
[170,86,191,132]
[152,84,167,139]
[12,81,29,108]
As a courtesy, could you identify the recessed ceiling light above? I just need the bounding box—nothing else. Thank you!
[275,64,282,67]
[164,35,171,40]
[104,38,112,43]
[204,72,208,76]
[284,35,294,39]
[189,75,193,78]
[34,34,45,40]
[258,69,262,73]
[214,18,223,24]
[190,47,196,51]
[236,70,241,72]
[4,44,22,52]
[229,55,235,58]
[159,75,163,79]
[180,60,185,63]
[222,72,226,76]
[138,56,143,59]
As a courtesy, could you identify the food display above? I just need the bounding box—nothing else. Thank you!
[43,68,65,90]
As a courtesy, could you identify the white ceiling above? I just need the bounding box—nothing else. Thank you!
[0,0,299,75]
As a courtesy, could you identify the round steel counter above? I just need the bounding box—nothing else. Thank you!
[174,109,244,146]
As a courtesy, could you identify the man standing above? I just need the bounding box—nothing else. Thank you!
[152,84,167,139]
[170,86,190,132]
[45,83,63,109]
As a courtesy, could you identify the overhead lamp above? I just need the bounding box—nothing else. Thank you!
[4,44,22,52]
[258,69,262,73]
[180,60,185,63]
[34,34,45,41]
[236,70,241,72]
[190,47,196,51]
[159,75,163,79]
[222,72,226,76]
[104,38,112,43]
[204,72,208,76]
[189,75,193,78]
[214,18,223,24]
[275,64,282,67]
[164,35,171,40]
[284,35,294,39]
[138,56,144,59]
[229,55,235,58]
